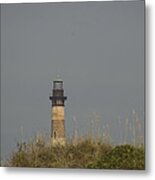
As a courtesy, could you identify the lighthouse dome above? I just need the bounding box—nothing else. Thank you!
[54,75,62,82]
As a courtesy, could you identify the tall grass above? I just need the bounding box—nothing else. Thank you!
[3,111,144,169]
[6,135,144,169]
[74,110,144,146]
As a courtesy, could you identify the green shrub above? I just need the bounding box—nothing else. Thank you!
[7,138,144,169]
[88,144,144,170]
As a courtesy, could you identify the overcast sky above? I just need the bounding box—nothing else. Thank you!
[1,1,144,160]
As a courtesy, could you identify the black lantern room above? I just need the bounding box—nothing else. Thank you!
[49,78,67,106]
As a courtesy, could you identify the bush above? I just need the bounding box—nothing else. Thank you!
[88,144,144,170]
[6,137,144,169]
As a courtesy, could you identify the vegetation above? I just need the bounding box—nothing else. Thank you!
[3,111,144,169]
[5,136,144,169]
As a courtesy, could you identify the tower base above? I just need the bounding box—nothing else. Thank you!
[52,138,66,146]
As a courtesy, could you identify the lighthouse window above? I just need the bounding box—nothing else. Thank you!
[54,82,63,89]
[53,131,57,139]
[56,99,62,105]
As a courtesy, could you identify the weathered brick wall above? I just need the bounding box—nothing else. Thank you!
[52,106,64,121]
[51,120,65,138]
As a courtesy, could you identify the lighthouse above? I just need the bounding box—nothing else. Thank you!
[49,76,67,145]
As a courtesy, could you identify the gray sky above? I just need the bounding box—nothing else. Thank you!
[1,1,144,160]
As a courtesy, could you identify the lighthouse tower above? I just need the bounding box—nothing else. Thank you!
[49,76,67,145]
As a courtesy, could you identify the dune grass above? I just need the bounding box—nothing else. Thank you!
[5,135,144,169]
[3,111,144,169]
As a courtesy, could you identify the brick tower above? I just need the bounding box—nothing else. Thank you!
[49,77,67,145]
